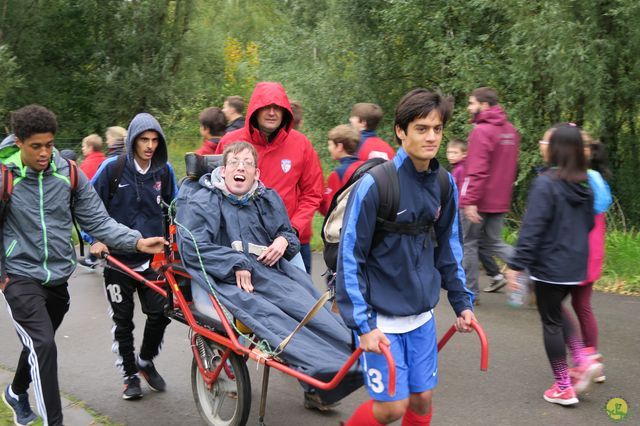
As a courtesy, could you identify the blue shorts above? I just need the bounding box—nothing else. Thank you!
[357,318,438,401]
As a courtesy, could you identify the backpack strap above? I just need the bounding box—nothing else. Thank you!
[160,164,173,205]
[437,166,451,207]
[371,162,452,245]
[64,158,84,256]
[67,159,78,191]
[108,154,128,205]
[369,161,401,246]
[1,163,13,203]
[369,161,400,223]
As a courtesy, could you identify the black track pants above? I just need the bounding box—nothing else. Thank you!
[2,275,70,426]
[103,267,171,377]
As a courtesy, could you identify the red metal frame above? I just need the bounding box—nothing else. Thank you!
[437,320,489,371]
[105,251,490,400]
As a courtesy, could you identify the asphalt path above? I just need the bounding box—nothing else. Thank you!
[1,254,638,425]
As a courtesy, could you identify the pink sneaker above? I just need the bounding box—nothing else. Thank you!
[584,347,606,383]
[571,359,603,394]
[543,383,578,406]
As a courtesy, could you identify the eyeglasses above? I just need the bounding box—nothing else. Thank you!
[538,140,549,145]
[226,158,256,169]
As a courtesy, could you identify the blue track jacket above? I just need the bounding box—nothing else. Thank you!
[336,148,473,335]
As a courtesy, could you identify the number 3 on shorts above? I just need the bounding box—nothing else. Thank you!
[367,368,385,393]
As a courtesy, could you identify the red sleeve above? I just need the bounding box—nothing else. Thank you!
[290,144,324,234]
[214,140,225,154]
[319,171,341,216]
[460,128,492,207]
[195,140,217,156]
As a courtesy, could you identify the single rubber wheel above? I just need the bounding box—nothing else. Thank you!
[191,337,251,426]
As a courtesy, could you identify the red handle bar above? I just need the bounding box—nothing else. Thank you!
[352,343,396,397]
[102,253,397,395]
[102,253,168,298]
[437,319,489,371]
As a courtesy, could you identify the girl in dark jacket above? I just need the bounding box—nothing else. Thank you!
[507,123,602,406]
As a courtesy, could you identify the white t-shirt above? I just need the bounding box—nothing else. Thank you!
[132,158,151,272]
[377,309,433,334]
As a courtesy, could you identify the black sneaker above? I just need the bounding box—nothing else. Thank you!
[77,257,97,272]
[122,375,143,400]
[136,358,166,392]
[2,385,38,425]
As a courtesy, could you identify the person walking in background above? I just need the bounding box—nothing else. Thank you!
[195,107,227,155]
[573,134,612,384]
[447,139,504,302]
[105,126,127,157]
[539,129,612,385]
[349,102,395,161]
[319,124,363,216]
[215,82,324,275]
[90,113,177,400]
[80,133,106,180]
[77,133,108,270]
[290,100,304,130]
[222,95,245,133]
[460,87,518,301]
[507,123,602,406]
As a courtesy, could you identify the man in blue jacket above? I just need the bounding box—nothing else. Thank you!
[89,113,177,400]
[337,89,476,425]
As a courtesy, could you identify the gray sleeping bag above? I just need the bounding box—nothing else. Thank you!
[175,170,362,404]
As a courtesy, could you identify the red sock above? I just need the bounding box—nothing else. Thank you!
[401,405,433,426]
[345,400,384,426]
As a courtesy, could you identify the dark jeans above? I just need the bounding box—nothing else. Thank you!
[103,267,171,377]
[300,243,312,275]
[3,275,70,426]
[479,251,500,277]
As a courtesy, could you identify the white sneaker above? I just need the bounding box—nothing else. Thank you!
[483,274,507,292]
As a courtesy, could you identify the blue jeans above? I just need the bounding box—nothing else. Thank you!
[299,243,312,274]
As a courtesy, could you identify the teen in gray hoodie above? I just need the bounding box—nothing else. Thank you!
[0,105,165,426]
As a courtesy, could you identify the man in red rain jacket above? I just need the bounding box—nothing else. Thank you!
[216,82,324,274]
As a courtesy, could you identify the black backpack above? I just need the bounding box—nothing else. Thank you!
[321,158,451,272]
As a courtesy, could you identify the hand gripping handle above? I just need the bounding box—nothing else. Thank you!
[437,319,489,371]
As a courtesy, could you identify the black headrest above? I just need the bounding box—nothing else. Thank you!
[184,153,223,180]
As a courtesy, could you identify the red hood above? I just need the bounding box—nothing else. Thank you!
[245,82,293,142]
[473,104,508,127]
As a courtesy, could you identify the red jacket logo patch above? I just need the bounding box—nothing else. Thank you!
[281,159,292,173]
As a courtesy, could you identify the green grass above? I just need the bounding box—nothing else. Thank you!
[598,230,640,295]
[167,136,201,179]
[0,388,122,426]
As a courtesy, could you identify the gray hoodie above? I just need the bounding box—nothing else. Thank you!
[0,143,142,286]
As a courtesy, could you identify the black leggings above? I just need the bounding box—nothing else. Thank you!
[534,281,581,364]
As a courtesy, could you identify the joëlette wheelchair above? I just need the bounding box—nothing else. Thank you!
[102,153,489,426]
